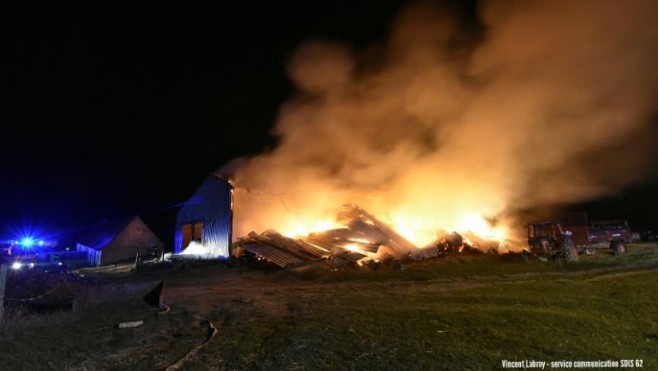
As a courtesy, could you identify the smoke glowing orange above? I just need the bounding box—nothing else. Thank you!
[225,0,658,251]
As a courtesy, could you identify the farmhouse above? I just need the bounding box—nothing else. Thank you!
[174,173,233,258]
[76,216,163,266]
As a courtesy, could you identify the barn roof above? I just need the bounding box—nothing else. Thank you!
[76,215,140,250]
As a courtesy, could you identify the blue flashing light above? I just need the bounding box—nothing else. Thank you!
[21,237,34,248]
[9,223,57,251]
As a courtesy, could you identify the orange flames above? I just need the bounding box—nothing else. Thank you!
[225,0,658,257]
[281,218,343,239]
[276,205,510,250]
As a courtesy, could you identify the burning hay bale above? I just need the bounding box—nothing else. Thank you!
[233,204,504,272]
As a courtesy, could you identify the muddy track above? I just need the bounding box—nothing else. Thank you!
[162,258,658,316]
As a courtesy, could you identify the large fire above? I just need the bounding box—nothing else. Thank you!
[280,210,508,249]
[232,202,511,270]
[389,211,508,247]
[226,0,658,266]
[231,181,514,258]
[281,218,343,239]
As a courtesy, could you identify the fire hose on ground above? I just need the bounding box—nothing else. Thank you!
[165,319,219,371]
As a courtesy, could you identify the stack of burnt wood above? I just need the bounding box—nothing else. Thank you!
[233,204,500,273]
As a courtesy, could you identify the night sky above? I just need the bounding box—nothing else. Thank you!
[2,1,658,247]
[1,1,415,245]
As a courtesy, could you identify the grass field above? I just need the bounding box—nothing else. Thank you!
[2,243,658,370]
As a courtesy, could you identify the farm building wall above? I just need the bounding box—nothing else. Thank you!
[76,243,101,266]
[99,217,163,265]
[75,216,163,267]
[175,175,233,257]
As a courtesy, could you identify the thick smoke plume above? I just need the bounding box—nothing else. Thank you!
[227,0,658,246]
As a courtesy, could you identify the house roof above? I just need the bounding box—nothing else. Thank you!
[76,216,140,250]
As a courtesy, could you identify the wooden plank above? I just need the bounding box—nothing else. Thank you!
[338,204,423,259]
[302,236,349,255]
[261,230,321,259]
[294,238,331,257]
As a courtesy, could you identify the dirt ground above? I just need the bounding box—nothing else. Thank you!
[156,256,658,319]
[4,249,658,370]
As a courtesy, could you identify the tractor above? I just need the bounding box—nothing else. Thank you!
[524,221,579,265]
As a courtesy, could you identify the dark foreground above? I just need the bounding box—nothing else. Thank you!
[2,244,658,370]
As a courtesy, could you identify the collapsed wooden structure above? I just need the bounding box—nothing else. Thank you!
[233,204,499,273]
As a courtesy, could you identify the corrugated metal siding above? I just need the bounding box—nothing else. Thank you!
[76,243,101,266]
[241,242,305,268]
[175,175,233,258]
